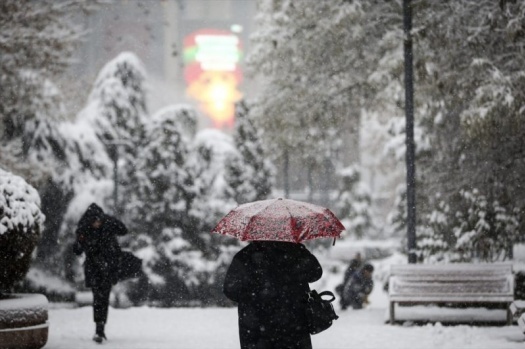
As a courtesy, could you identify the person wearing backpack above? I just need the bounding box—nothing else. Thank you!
[223,241,322,349]
[73,203,128,343]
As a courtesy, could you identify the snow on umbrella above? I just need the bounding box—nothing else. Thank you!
[211,198,345,243]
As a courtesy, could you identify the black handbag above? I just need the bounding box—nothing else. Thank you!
[306,289,339,335]
[117,251,143,281]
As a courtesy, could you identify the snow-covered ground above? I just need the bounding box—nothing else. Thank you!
[46,296,525,349]
[45,245,525,349]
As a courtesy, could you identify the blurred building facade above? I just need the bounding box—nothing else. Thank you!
[65,0,257,129]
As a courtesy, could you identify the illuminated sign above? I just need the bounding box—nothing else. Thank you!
[184,29,243,128]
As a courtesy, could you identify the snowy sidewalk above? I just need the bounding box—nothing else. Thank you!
[45,305,525,349]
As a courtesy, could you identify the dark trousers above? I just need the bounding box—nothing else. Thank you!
[92,283,112,323]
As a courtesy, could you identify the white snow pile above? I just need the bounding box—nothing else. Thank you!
[0,293,48,328]
[24,267,75,295]
[0,168,45,236]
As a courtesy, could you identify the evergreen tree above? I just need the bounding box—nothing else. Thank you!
[129,124,241,305]
[82,52,149,214]
[0,0,97,142]
[335,166,373,239]
[0,0,101,275]
[374,1,525,250]
[247,0,368,171]
[225,100,273,204]
[131,105,197,233]
[419,189,520,263]
[190,129,239,245]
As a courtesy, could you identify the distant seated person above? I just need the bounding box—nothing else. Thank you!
[336,253,362,303]
[342,252,363,286]
[341,263,374,310]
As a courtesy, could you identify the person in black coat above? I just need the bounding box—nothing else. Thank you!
[223,241,322,349]
[337,252,363,310]
[73,203,127,343]
[343,263,374,310]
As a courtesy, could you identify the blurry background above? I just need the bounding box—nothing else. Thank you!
[3,0,524,307]
[61,0,258,129]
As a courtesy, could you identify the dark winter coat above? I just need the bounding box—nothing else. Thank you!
[343,269,374,310]
[223,241,322,349]
[73,203,127,288]
[342,257,362,286]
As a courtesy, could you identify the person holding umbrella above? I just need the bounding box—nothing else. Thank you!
[215,198,345,349]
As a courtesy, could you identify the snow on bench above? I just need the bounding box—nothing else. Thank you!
[388,263,514,325]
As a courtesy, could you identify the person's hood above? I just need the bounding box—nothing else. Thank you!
[78,203,105,229]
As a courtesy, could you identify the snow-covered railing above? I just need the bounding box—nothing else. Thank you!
[388,263,514,325]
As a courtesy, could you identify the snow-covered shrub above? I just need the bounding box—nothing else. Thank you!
[0,169,45,291]
[122,125,244,306]
[12,266,76,302]
[419,188,520,263]
[335,165,373,238]
[224,100,273,204]
[128,105,197,234]
[80,51,149,215]
[190,129,239,236]
[385,184,407,240]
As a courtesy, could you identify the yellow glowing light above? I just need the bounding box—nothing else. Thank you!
[186,71,242,128]
[184,29,243,128]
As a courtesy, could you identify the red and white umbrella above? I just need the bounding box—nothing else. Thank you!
[212,198,345,243]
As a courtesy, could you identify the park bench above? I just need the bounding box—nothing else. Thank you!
[388,263,514,325]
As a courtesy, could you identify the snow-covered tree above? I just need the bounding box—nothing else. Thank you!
[335,166,373,239]
[0,0,97,142]
[0,0,99,188]
[376,1,525,251]
[121,124,243,305]
[419,189,520,263]
[0,0,104,277]
[247,0,369,172]
[0,168,45,291]
[125,105,199,296]
[82,52,149,215]
[225,100,273,204]
[190,129,239,243]
[129,105,197,234]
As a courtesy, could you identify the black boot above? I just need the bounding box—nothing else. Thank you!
[93,322,107,343]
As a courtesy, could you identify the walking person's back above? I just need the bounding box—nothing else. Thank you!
[224,241,322,349]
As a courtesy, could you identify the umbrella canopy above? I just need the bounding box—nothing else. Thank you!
[212,198,345,243]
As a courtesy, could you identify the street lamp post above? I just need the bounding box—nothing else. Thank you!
[105,140,131,216]
[403,0,417,264]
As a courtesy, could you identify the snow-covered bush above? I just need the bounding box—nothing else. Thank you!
[122,124,244,306]
[224,100,273,204]
[335,165,373,238]
[82,51,149,215]
[419,189,520,263]
[190,129,240,235]
[0,169,45,291]
[128,105,197,234]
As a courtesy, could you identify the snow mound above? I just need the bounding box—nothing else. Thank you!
[0,168,45,236]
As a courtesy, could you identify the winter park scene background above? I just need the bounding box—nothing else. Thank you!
[2,0,525,348]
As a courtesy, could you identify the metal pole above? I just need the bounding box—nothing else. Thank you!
[403,0,417,264]
[283,148,290,198]
[112,144,119,215]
